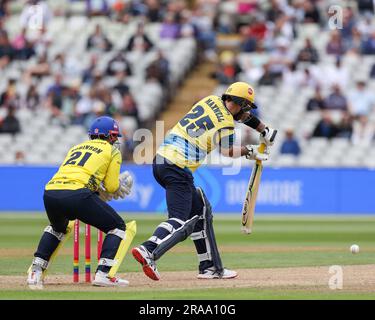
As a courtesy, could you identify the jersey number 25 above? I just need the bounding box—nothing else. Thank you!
[179,105,214,138]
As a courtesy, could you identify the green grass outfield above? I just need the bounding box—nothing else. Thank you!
[0,213,374,300]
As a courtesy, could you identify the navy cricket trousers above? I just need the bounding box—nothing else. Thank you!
[43,188,125,233]
[153,155,203,221]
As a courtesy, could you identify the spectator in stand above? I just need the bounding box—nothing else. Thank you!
[180,10,195,38]
[82,54,98,84]
[145,0,163,22]
[106,52,132,77]
[326,31,345,56]
[128,0,148,16]
[281,63,304,89]
[239,25,257,52]
[87,24,113,52]
[100,88,117,116]
[361,30,375,55]
[111,0,127,21]
[302,0,321,24]
[160,12,180,39]
[11,28,35,60]
[269,37,294,78]
[0,30,13,68]
[24,84,40,110]
[296,38,319,64]
[213,50,242,85]
[306,87,325,111]
[0,1,9,19]
[258,63,278,86]
[323,57,349,90]
[240,16,267,52]
[280,129,301,156]
[248,15,268,41]
[266,0,284,23]
[45,74,66,116]
[120,92,139,124]
[242,42,269,83]
[300,67,319,88]
[348,81,375,117]
[357,13,374,38]
[23,53,50,81]
[0,106,21,135]
[271,15,294,45]
[351,115,374,146]
[146,50,170,89]
[370,62,375,78]
[86,0,110,17]
[73,88,97,125]
[336,112,353,139]
[112,71,130,97]
[84,100,107,129]
[340,7,356,44]
[311,112,338,139]
[50,53,80,77]
[0,79,20,109]
[191,6,216,59]
[125,22,154,52]
[324,85,348,111]
[347,27,364,54]
[357,0,374,15]
[61,81,81,119]
[14,150,26,165]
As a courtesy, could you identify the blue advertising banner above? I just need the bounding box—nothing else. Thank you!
[0,165,374,214]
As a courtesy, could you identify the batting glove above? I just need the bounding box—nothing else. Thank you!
[260,127,277,146]
[245,145,269,161]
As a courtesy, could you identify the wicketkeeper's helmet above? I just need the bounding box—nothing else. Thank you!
[222,82,258,111]
[88,116,122,144]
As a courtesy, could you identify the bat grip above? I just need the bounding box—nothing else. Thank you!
[258,143,266,154]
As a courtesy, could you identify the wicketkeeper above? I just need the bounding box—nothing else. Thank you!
[27,116,135,289]
[132,82,277,280]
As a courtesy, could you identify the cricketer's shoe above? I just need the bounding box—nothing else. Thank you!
[131,245,160,281]
[197,267,238,279]
[92,271,129,287]
[27,265,44,290]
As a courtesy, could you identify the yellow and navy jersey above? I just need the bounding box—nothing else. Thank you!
[157,95,235,172]
[45,139,122,193]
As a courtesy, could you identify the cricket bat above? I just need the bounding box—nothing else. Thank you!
[241,143,266,234]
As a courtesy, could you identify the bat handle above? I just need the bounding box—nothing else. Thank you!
[258,143,266,153]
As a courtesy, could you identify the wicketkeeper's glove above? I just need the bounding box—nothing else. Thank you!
[245,145,269,161]
[98,185,114,202]
[113,171,133,200]
[260,126,277,146]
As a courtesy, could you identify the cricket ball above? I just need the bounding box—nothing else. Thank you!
[350,244,360,254]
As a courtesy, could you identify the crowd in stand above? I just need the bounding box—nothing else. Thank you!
[211,0,375,156]
[2,0,375,162]
[0,0,219,161]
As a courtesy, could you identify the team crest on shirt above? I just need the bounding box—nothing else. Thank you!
[248,87,253,95]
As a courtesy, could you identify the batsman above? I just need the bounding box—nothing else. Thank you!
[27,116,136,289]
[132,82,277,280]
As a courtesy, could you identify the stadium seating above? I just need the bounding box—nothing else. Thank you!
[0,4,197,164]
